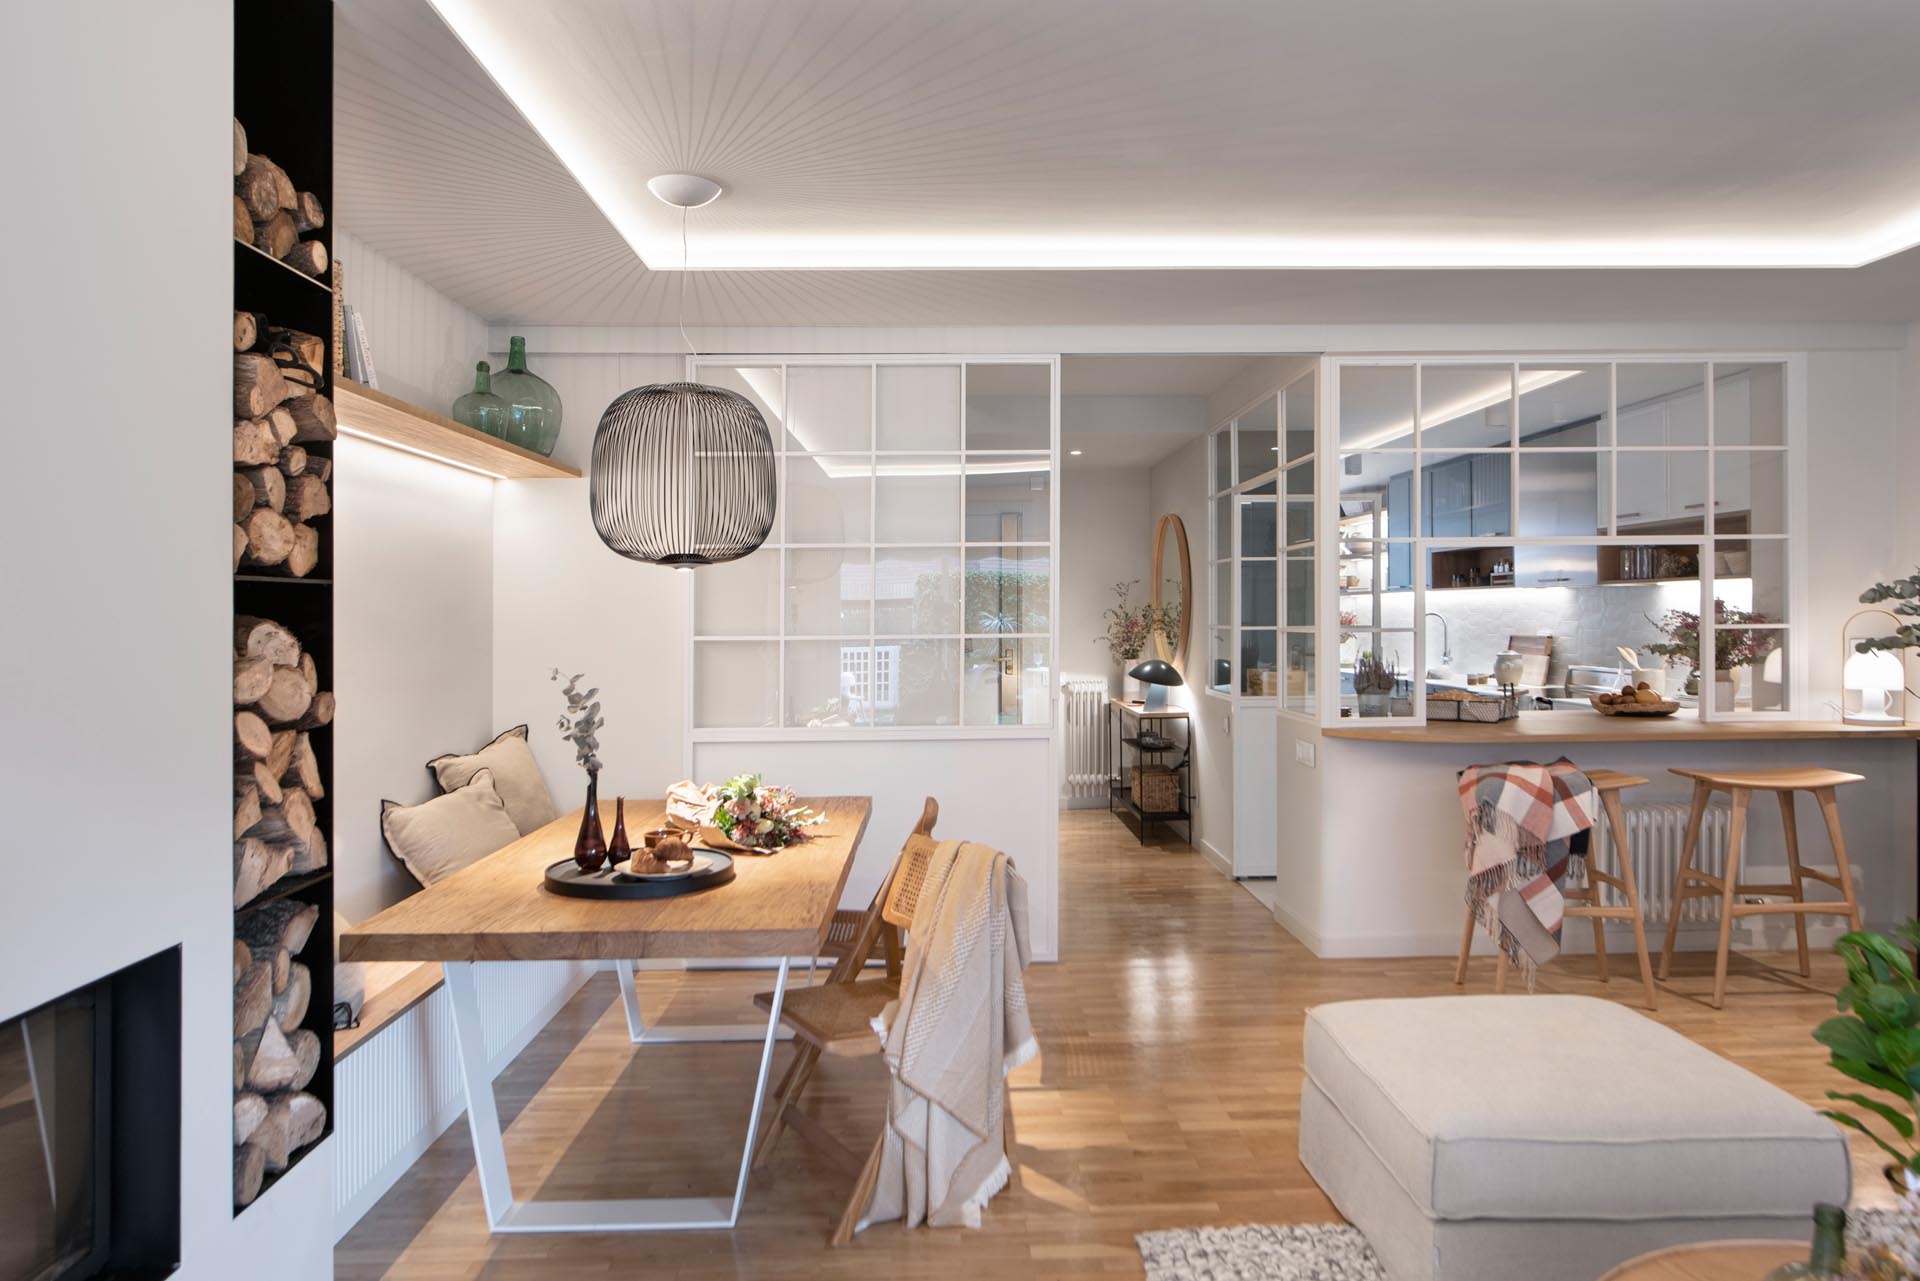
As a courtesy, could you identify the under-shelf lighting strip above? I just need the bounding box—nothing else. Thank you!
[335,424,510,480]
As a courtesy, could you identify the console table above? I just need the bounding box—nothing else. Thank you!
[1108,698,1194,845]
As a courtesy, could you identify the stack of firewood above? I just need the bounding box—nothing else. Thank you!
[234,615,333,907]
[233,898,326,1206]
[234,317,333,576]
[233,118,328,277]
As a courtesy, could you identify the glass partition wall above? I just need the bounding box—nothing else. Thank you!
[689,358,1059,733]
[1320,357,1800,724]
[1209,367,1318,718]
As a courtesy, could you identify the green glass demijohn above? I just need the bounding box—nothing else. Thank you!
[1762,1203,1848,1279]
[450,360,510,438]
[492,336,563,457]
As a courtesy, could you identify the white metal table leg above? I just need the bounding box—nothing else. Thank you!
[442,957,793,1233]
[614,958,794,1045]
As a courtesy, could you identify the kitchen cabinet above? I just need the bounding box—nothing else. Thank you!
[1614,388,1711,528]
[1469,454,1511,536]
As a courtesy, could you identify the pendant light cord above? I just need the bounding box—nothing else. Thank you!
[678,205,696,359]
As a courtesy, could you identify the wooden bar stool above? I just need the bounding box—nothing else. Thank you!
[1656,766,1864,1009]
[1455,768,1659,1009]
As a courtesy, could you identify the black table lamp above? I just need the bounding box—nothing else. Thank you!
[1128,658,1184,712]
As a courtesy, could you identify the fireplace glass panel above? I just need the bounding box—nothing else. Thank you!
[1,991,102,1281]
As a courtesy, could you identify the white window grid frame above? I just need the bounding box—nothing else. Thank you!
[1315,354,1808,728]
[686,355,1062,741]
[1209,369,1319,718]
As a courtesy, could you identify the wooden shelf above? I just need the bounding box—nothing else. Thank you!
[334,379,581,480]
[234,236,332,293]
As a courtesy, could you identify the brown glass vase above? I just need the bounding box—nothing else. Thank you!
[573,769,609,872]
[607,797,632,868]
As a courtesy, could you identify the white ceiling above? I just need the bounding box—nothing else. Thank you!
[335,0,1920,325]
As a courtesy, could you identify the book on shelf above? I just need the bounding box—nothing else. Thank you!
[341,302,378,389]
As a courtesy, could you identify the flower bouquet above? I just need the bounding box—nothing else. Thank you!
[702,774,824,854]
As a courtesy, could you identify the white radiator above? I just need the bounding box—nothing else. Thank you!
[1062,678,1111,802]
[1589,800,1730,927]
[332,959,595,1238]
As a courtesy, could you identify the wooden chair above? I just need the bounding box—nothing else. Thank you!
[1657,766,1864,1009]
[750,798,1019,1244]
[1455,768,1659,1009]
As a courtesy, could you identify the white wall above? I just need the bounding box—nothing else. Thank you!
[332,440,495,920]
[491,477,691,807]
[1149,435,1235,867]
[0,3,332,1276]
[329,230,499,922]
[1059,463,1153,689]
[333,227,490,412]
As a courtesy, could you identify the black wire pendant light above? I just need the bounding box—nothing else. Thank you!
[589,174,777,569]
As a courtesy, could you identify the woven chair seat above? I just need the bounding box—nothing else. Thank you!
[754,978,898,1056]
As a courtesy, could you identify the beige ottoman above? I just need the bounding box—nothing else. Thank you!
[1299,996,1848,1281]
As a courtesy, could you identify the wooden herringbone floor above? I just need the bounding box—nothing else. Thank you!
[336,808,1889,1280]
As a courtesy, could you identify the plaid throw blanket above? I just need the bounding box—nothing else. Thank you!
[1458,758,1594,987]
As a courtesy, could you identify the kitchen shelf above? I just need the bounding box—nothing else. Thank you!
[334,379,581,480]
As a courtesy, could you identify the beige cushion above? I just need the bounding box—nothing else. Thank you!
[381,768,521,887]
[1303,995,1848,1222]
[427,725,556,836]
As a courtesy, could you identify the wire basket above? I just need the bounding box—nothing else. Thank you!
[1427,688,1518,722]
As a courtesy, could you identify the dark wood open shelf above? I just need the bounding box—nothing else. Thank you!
[232,0,335,1213]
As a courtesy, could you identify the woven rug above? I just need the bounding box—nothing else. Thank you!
[1136,1212,1920,1281]
[1135,1225,1383,1281]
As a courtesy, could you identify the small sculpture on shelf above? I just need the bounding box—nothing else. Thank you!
[451,360,510,439]
[552,668,607,871]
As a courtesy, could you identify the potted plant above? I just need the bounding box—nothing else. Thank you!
[1100,580,1175,700]
[1812,923,1920,1194]
[1354,650,1398,717]
[1645,600,1775,710]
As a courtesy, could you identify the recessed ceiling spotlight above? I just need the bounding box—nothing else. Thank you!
[1069,449,1083,456]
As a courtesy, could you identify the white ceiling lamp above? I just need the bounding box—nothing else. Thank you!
[589,175,777,569]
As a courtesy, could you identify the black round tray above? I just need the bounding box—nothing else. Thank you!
[543,851,735,900]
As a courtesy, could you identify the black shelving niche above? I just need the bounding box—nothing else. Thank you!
[233,0,335,1211]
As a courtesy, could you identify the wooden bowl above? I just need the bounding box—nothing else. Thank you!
[1589,695,1681,717]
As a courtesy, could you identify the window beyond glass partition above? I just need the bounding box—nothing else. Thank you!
[1328,358,1797,723]
[689,359,1058,732]
[1211,368,1316,709]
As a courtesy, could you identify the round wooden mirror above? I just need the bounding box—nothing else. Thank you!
[1151,513,1192,671]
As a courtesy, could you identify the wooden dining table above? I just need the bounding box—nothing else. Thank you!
[340,795,872,1235]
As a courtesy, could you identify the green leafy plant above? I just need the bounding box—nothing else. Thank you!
[1813,923,1920,1175]
[1858,571,1920,656]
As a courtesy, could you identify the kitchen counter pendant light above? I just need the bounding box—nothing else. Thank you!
[590,175,775,569]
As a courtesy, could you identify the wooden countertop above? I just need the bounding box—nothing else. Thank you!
[1322,709,1920,744]
[340,796,871,962]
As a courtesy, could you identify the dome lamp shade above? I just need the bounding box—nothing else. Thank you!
[589,382,777,569]
[1128,658,1184,711]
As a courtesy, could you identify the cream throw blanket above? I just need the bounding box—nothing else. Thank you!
[859,839,1037,1233]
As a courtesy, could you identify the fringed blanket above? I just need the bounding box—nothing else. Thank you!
[860,839,1037,1234]
[1458,758,1594,987]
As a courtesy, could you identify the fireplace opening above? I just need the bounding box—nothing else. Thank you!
[0,947,180,1281]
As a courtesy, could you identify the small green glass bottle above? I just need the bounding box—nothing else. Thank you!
[1764,1203,1848,1279]
[451,361,510,438]
[491,335,564,457]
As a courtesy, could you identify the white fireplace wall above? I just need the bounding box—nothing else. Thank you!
[1,3,335,1277]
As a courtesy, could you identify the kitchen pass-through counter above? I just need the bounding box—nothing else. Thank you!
[1272,712,1919,960]
[1323,710,1920,744]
